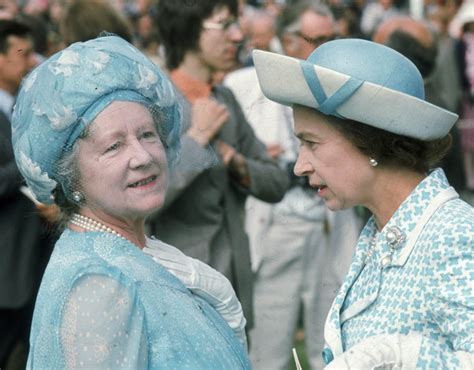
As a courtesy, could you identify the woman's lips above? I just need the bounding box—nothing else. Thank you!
[128,175,158,189]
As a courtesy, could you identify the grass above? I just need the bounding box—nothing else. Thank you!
[288,330,309,370]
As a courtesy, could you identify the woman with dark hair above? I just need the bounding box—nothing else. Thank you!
[253,39,473,368]
[12,35,251,369]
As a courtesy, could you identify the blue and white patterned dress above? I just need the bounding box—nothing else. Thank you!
[27,230,251,369]
[324,168,474,368]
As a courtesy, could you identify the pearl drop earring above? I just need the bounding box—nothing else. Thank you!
[369,157,378,167]
[72,191,84,203]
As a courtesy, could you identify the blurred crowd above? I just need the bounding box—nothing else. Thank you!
[1,0,473,369]
[1,0,472,196]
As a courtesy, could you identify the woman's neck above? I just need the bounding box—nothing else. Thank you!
[366,167,426,230]
[69,208,147,249]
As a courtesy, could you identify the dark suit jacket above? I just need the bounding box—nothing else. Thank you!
[148,85,289,328]
[0,109,43,308]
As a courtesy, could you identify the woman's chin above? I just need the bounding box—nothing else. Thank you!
[128,196,165,219]
[324,199,346,212]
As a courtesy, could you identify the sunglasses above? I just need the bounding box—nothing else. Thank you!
[292,32,336,46]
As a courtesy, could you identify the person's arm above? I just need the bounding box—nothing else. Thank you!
[155,98,229,213]
[60,273,149,369]
[218,88,289,202]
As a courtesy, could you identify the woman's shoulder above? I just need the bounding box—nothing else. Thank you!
[49,230,124,273]
[426,198,474,253]
[436,198,474,229]
[47,230,189,294]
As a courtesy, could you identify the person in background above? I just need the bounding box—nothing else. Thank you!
[331,5,364,39]
[225,3,361,369]
[132,10,164,67]
[0,0,19,19]
[59,0,133,46]
[151,0,289,334]
[254,37,473,368]
[373,16,467,198]
[427,6,462,114]
[360,0,402,37]
[454,1,474,205]
[12,34,251,369]
[241,9,282,66]
[0,18,45,370]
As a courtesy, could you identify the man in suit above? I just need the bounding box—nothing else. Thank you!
[150,0,289,332]
[0,19,44,369]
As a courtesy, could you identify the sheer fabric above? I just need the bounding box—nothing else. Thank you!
[61,274,148,368]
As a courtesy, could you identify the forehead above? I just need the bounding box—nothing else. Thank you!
[207,5,232,21]
[300,11,333,34]
[88,101,153,136]
[5,35,33,53]
[293,105,335,135]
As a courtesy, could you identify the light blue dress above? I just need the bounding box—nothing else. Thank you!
[27,230,251,369]
[324,168,474,368]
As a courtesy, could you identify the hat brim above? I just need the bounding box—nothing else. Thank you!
[253,50,458,140]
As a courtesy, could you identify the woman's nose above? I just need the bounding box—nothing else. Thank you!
[129,141,153,168]
[293,151,312,177]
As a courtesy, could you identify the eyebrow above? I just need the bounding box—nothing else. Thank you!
[295,131,318,141]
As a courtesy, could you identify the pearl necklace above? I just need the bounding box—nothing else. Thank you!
[70,213,127,241]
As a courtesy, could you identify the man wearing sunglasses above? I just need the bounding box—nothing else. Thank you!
[279,2,336,62]
[224,2,360,369]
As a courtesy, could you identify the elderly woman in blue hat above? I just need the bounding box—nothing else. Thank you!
[254,39,474,368]
[12,35,251,369]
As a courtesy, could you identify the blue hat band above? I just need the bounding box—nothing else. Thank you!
[63,89,151,151]
[300,60,363,117]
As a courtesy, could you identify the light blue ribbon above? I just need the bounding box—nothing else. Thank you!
[300,60,363,117]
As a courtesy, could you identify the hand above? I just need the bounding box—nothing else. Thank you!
[217,141,250,187]
[216,140,236,166]
[266,143,284,159]
[324,333,422,369]
[143,237,248,348]
[187,98,229,146]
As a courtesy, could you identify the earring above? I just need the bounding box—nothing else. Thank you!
[369,157,378,167]
[72,191,84,203]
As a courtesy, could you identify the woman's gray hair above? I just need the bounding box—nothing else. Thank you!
[53,127,90,227]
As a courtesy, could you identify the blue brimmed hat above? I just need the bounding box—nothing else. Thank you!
[12,36,182,204]
[253,38,458,140]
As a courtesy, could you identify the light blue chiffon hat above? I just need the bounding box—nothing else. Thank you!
[11,35,182,205]
[253,38,458,140]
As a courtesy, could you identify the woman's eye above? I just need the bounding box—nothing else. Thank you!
[105,142,120,153]
[300,140,318,149]
[141,131,157,139]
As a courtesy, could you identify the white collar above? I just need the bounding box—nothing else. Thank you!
[0,89,14,120]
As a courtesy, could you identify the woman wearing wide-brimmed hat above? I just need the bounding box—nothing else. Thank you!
[12,35,251,369]
[253,39,474,368]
